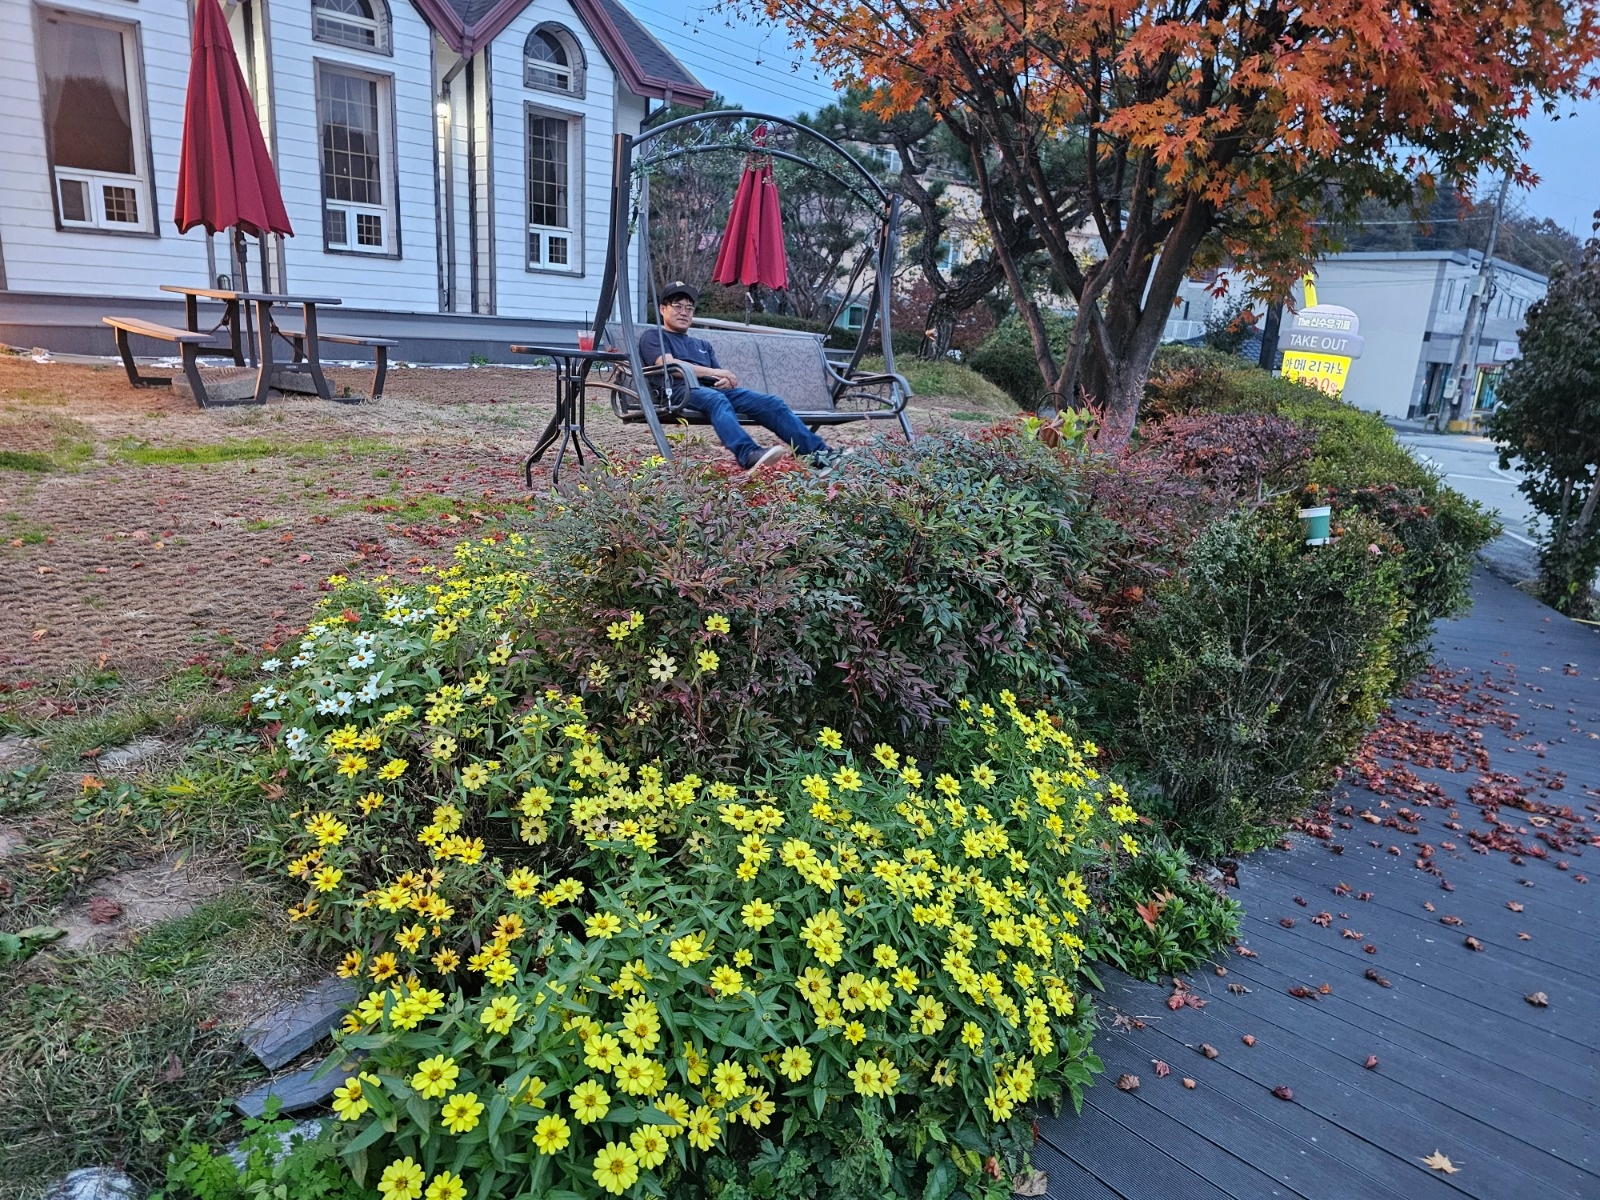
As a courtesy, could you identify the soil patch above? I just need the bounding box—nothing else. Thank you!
[55,852,241,951]
[2,355,1012,686]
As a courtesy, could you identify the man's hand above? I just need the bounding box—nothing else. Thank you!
[704,368,738,389]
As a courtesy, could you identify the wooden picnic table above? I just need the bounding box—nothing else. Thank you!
[160,285,343,404]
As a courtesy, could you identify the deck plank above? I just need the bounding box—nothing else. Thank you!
[1035,572,1600,1200]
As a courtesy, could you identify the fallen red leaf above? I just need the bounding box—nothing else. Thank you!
[1242,1035,1256,1046]
[87,897,123,924]
[1464,936,1484,952]
[1507,901,1524,912]
[1182,1077,1196,1089]
[1272,1086,1294,1101]
[1365,968,1393,988]
[1152,1059,1170,1078]
[1525,991,1549,1007]
[1199,1043,1219,1059]
[1287,985,1316,999]
[1364,1055,1380,1070]
[1116,1073,1140,1091]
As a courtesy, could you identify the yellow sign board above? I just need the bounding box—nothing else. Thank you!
[1282,350,1351,396]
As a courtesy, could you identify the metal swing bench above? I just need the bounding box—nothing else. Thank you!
[582,111,915,460]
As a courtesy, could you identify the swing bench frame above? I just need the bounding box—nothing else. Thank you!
[583,110,915,459]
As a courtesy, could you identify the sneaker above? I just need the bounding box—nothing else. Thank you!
[742,444,789,476]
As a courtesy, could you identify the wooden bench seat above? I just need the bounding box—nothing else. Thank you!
[275,328,398,402]
[102,316,228,408]
[596,320,912,442]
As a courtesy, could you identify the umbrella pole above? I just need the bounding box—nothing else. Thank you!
[236,228,256,367]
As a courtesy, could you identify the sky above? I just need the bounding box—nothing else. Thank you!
[626,0,1600,239]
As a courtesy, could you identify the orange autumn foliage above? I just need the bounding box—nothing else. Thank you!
[753,0,1600,441]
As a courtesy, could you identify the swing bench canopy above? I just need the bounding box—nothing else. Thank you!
[583,111,915,457]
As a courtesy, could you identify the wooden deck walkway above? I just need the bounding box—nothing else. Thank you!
[1037,570,1600,1199]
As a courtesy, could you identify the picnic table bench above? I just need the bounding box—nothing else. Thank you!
[593,319,914,442]
[276,327,398,401]
[102,315,236,407]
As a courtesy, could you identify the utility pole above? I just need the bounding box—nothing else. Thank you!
[1445,175,1509,425]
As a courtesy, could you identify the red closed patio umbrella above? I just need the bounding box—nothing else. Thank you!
[174,0,292,292]
[712,126,787,298]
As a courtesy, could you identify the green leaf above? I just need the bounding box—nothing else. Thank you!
[921,1157,958,1200]
[341,1117,388,1159]
[485,1090,509,1141]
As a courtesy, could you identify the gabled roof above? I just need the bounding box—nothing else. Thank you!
[414,0,712,105]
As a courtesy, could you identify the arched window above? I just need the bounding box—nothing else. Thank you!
[524,25,584,96]
[312,0,391,54]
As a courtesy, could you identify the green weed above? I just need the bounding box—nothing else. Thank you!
[0,450,53,472]
[112,437,392,467]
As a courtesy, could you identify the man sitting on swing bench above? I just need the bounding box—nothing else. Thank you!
[639,282,847,475]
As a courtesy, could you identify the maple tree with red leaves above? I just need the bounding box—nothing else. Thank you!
[753,0,1600,442]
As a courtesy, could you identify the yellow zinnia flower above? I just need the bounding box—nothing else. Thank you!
[570,1079,611,1124]
[377,1157,424,1200]
[591,1142,640,1195]
[532,1113,571,1154]
[440,1092,483,1134]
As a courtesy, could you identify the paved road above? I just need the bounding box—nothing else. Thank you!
[1391,429,1537,546]
[1390,425,1600,593]
[1037,569,1600,1199]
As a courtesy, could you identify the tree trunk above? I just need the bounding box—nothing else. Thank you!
[919,311,955,360]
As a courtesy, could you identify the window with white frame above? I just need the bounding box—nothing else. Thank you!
[35,9,154,234]
[524,26,584,97]
[312,0,391,54]
[317,64,395,254]
[526,111,577,271]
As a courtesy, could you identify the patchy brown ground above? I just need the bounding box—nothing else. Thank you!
[1,353,1005,686]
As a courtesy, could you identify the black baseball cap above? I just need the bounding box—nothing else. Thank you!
[659,281,698,306]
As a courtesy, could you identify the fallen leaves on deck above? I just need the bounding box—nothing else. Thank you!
[1421,1151,1460,1174]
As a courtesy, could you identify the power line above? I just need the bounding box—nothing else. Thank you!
[617,0,840,111]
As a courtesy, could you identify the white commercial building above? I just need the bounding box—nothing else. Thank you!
[1166,250,1550,420]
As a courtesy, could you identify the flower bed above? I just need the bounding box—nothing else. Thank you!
[254,566,1147,1197]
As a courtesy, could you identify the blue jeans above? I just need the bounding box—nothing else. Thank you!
[684,385,829,467]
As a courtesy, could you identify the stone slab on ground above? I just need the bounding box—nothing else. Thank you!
[226,1118,327,1171]
[240,976,356,1069]
[58,853,239,950]
[233,1064,341,1119]
[0,733,41,768]
[42,1167,139,1200]
[96,736,169,772]
[170,367,260,405]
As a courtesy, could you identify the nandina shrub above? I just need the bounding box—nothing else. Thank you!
[1087,839,1241,981]
[260,675,1138,1199]
[515,434,1116,765]
[1132,411,1315,500]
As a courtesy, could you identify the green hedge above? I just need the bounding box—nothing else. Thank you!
[968,314,1075,407]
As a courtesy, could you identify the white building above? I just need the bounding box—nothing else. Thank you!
[0,0,710,358]
[1164,251,1549,420]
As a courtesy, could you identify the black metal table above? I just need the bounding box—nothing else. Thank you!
[510,344,626,485]
[161,285,343,404]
